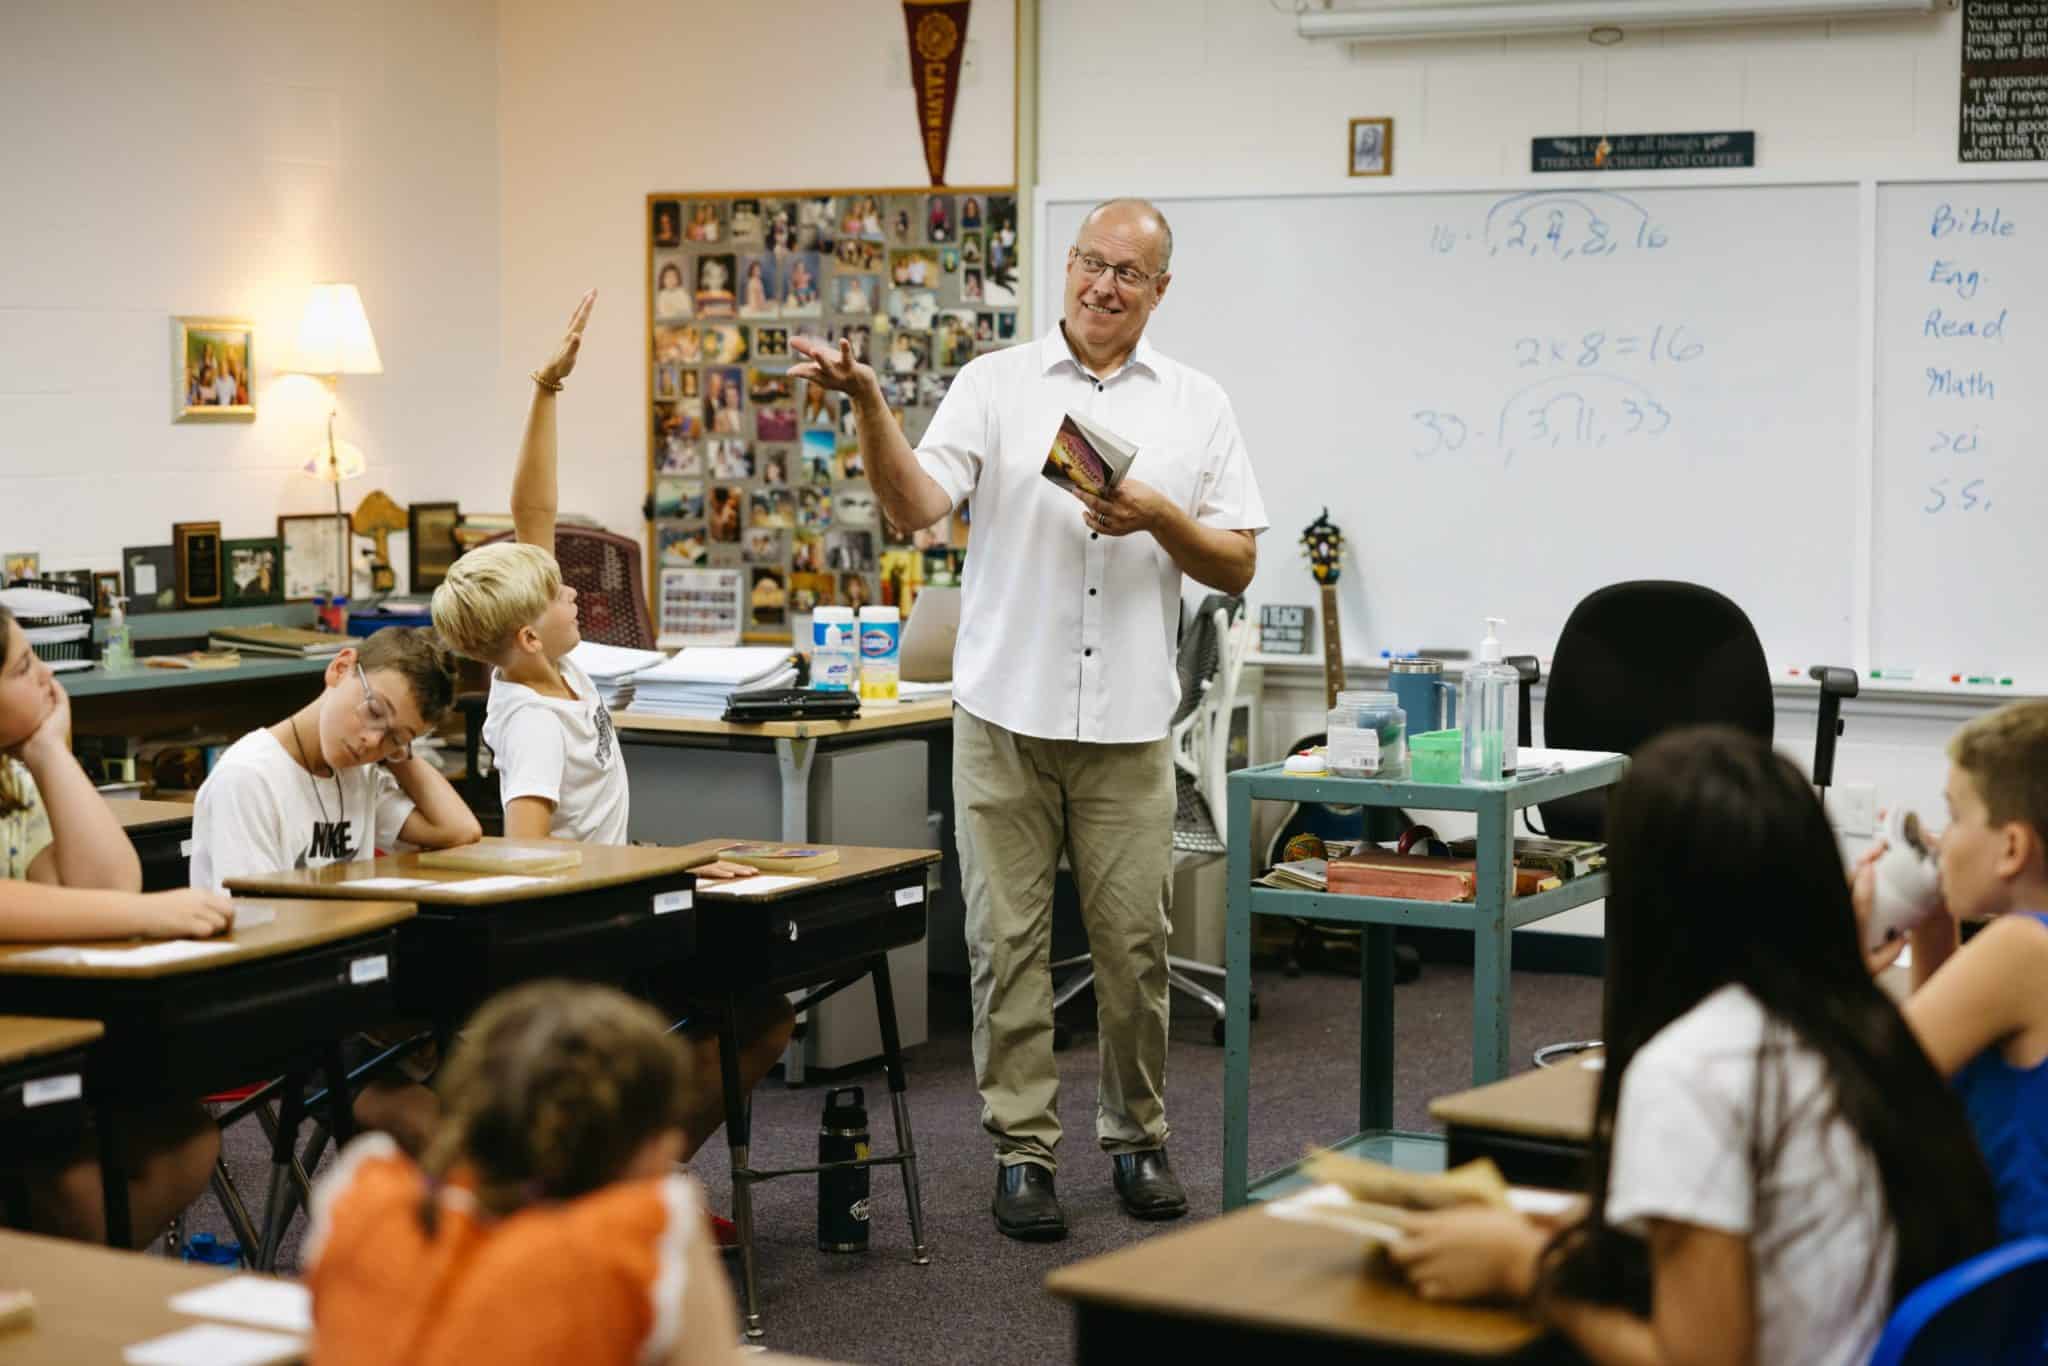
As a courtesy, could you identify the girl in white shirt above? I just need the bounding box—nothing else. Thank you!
[1388,726,1997,1366]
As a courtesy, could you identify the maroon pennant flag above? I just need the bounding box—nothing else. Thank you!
[903,0,971,187]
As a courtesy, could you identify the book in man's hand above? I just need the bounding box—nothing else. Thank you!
[1041,412,1137,497]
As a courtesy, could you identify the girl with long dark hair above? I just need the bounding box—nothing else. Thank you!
[1390,726,1997,1364]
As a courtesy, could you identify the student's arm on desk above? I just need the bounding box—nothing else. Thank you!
[1392,1208,1754,1366]
[511,289,595,549]
[0,880,233,940]
[388,756,482,849]
[12,682,141,892]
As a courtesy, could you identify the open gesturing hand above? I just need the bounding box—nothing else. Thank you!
[536,289,597,387]
[788,336,875,396]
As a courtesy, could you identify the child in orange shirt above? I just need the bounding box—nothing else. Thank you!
[304,980,738,1366]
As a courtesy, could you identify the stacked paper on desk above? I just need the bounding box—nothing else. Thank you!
[567,640,671,710]
[628,647,797,718]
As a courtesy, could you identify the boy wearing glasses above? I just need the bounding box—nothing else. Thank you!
[189,625,481,1149]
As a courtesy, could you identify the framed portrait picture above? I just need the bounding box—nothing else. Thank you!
[278,513,348,602]
[1349,117,1393,178]
[221,537,282,606]
[2,551,38,584]
[407,501,461,592]
[93,570,122,617]
[122,545,178,615]
[172,520,223,607]
[173,317,255,421]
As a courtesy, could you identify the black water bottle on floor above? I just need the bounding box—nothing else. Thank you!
[817,1086,872,1252]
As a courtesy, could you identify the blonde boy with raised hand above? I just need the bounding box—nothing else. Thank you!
[431,292,793,1171]
[192,624,481,1152]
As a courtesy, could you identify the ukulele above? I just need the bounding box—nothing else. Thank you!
[1301,508,1346,711]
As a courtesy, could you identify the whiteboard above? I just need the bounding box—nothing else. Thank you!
[1043,185,1863,669]
[1873,181,2048,684]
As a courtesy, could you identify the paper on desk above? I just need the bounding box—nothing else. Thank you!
[123,1322,303,1366]
[167,1277,311,1334]
[696,874,817,896]
[1514,748,1620,775]
[1267,1182,1580,1239]
[12,941,236,968]
[432,875,552,896]
[341,877,437,891]
[230,907,275,929]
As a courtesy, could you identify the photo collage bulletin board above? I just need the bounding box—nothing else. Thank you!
[646,187,1023,644]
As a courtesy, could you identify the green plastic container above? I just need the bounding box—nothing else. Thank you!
[1411,729,1462,784]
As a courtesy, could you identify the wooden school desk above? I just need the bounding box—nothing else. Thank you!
[0,1017,104,1230]
[615,696,954,844]
[669,841,941,1340]
[0,1227,307,1364]
[223,838,705,1035]
[114,799,195,892]
[1430,1058,1600,1191]
[0,899,413,1250]
[1044,1201,1559,1364]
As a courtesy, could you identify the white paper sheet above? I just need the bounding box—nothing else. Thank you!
[230,907,275,929]
[696,874,817,896]
[167,1277,312,1334]
[123,1322,303,1366]
[340,877,437,891]
[431,875,551,896]
[13,940,235,968]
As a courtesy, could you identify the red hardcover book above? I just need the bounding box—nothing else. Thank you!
[1327,853,1555,902]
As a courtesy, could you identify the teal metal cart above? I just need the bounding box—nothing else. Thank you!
[1222,754,1628,1209]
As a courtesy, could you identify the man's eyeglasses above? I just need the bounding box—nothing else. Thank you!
[354,664,416,759]
[1070,250,1162,291]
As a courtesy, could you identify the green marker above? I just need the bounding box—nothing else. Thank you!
[1963,675,2006,686]
[1870,668,1917,681]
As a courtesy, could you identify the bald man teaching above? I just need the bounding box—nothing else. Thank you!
[790,198,1267,1240]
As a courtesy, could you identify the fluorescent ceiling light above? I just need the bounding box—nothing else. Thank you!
[1299,0,1943,40]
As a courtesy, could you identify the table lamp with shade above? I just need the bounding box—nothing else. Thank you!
[294,284,382,623]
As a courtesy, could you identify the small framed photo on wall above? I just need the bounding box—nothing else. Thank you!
[221,537,282,606]
[1349,117,1393,178]
[278,513,347,602]
[173,317,255,421]
[408,501,461,591]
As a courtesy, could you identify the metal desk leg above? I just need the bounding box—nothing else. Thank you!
[1472,795,1514,1086]
[1223,777,1254,1211]
[717,1002,765,1339]
[1361,925,1395,1132]
[256,1074,309,1271]
[96,1098,132,1248]
[774,736,817,844]
[869,952,930,1265]
[776,735,818,1087]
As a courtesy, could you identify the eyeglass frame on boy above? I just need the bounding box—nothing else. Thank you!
[353,661,417,759]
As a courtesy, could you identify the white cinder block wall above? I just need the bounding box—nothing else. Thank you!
[0,0,503,579]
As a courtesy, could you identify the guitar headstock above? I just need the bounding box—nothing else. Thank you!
[1301,508,1344,586]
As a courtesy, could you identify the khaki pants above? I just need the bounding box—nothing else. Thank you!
[954,707,1174,1170]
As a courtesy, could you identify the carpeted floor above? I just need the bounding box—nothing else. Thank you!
[190,959,1600,1365]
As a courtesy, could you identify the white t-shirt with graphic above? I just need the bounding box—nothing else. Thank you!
[190,729,417,892]
[482,657,629,846]
[1607,984,1894,1366]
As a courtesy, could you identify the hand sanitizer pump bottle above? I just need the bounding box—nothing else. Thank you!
[1460,617,1518,782]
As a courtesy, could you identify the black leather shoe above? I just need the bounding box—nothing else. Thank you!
[1111,1148,1189,1220]
[993,1162,1067,1241]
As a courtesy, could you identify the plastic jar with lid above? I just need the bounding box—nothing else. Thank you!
[1328,689,1407,778]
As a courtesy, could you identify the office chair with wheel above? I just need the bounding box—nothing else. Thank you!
[1051,594,1255,1046]
[1521,580,1857,1066]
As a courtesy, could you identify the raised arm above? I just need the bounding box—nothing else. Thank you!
[513,290,595,549]
[788,336,952,533]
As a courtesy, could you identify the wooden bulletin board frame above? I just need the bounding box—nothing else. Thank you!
[645,185,1020,645]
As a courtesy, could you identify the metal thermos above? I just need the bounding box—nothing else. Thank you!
[817,1086,872,1252]
[1388,657,1458,733]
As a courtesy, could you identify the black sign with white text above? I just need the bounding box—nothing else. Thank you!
[1533,132,1755,173]
[1961,0,2048,162]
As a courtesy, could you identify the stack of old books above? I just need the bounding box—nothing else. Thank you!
[207,624,346,659]
[1326,851,1560,902]
[1445,836,1607,881]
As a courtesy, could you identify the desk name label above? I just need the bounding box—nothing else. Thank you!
[349,955,389,986]
[894,885,925,907]
[654,889,693,915]
[23,1074,82,1108]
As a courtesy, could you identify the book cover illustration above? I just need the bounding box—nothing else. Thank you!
[1041,412,1137,497]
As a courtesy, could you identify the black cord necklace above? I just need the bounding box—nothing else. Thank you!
[289,713,339,826]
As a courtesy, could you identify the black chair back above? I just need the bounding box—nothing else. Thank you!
[1539,580,1774,840]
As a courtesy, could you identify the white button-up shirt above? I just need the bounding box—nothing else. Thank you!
[915,326,1268,744]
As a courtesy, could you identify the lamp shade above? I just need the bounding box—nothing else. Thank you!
[295,284,383,375]
[303,437,367,483]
